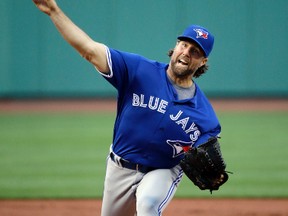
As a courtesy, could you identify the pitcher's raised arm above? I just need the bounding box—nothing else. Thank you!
[32,0,109,73]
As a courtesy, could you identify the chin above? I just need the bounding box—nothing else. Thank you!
[173,68,193,78]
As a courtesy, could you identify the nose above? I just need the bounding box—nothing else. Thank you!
[182,47,190,57]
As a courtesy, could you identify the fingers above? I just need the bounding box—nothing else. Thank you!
[32,0,55,16]
[211,174,226,188]
[32,0,46,5]
[217,174,225,184]
[32,0,47,8]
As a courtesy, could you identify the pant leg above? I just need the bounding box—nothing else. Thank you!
[101,157,144,216]
[136,165,183,216]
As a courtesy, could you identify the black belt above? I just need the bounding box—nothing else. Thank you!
[110,152,155,173]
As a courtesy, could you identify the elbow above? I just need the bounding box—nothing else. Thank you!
[80,44,94,63]
[82,49,109,73]
[80,42,109,73]
[82,51,93,62]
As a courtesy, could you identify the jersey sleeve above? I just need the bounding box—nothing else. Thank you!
[98,47,143,93]
[191,83,222,147]
[193,126,221,147]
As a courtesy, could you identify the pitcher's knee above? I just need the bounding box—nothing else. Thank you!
[136,197,160,216]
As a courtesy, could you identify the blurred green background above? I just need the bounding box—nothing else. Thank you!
[0,0,288,98]
[0,111,288,198]
[0,0,288,200]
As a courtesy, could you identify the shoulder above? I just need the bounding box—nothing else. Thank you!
[194,83,218,118]
[108,48,166,69]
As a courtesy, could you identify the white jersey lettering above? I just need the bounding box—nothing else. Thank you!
[169,110,183,120]
[170,110,201,143]
[132,93,140,106]
[139,94,147,108]
[185,122,198,134]
[157,100,168,114]
[148,96,159,110]
[190,130,201,141]
[132,93,168,114]
[176,117,189,130]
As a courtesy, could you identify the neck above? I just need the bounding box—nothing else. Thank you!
[167,68,194,88]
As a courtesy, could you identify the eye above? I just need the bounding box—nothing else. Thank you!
[190,48,201,58]
[181,42,188,48]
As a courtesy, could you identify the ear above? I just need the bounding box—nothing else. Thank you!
[200,58,208,67]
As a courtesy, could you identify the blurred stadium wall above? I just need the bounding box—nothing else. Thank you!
[0,0,287,98]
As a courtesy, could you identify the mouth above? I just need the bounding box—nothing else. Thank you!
[177,59,189,66]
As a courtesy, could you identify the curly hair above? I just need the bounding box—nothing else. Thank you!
[167,49,209,78]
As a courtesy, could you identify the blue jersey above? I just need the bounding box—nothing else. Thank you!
[101,48,221,169]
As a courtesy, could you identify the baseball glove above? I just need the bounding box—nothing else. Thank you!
[180,137,229,193]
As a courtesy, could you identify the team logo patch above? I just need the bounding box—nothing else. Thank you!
[193,28,208,39]
[167,139,194,158]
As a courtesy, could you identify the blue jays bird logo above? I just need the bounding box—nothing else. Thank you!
[166,139,194,158]
[193,28,208,39]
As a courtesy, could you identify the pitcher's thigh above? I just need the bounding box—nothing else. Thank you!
[136,165,183,215]
[101,158,143,216]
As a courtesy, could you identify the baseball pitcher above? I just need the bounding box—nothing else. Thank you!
[32,0,229,215]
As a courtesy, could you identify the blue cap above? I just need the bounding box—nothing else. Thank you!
[177,25,214,57]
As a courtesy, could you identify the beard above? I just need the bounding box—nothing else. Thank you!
[170,58,195,78]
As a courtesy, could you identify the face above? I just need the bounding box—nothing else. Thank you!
[168,40,207,79]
